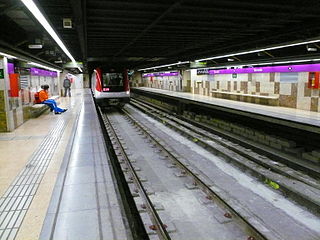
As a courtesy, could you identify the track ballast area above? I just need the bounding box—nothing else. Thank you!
[97,101,320,240]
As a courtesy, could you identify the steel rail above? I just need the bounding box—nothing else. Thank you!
[99,107,171,240]
[130,98,320,187]
[121,107,270,240]
[129,99,320,214]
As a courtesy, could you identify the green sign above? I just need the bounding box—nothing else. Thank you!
[232,73,237,78]
[190,61,207,68]
[0,69,4,79]
[63,61,83,68]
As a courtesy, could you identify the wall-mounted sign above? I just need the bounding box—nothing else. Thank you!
[190,61,207,68]
[20,75,30,88]
[142,72,178,77]
[30,68,57,77]
[232,73,237,78]
[63,61,83,68]
[0,69,4,79]
[197,68,209,75]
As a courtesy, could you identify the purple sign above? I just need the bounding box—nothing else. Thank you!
[159,72,179,76]
[143,71,179,77]
[142,73,154,77]
[7,63,14,74]
[30,68,40,76]
[208,63,320,75]
[30,67,58,77]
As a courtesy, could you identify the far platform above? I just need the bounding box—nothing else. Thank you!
[132,87,320,133]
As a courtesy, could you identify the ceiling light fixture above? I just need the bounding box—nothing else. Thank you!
[0,51,17,59]
[195,38,320,62]
[251,58,320,66]
[20,0,82,72]
[306,45,317,52]
[27,61,61,72]
[28,44,43,49]
[138,61,190,71]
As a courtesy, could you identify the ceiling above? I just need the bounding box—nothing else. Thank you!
[1,0,320,73]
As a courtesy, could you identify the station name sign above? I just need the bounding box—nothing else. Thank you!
[142,71,179,77]
[196,69,210,75]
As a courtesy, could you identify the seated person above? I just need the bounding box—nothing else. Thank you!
[39,84,67,114]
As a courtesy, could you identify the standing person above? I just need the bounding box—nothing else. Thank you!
[63,76,72,97]
[39,85,67,114]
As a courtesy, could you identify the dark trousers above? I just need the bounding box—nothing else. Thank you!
[64,87,71,97]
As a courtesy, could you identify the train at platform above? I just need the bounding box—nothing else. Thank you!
[91,68,130,107]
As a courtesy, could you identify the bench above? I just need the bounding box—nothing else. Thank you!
[211,90,279,106]
[23,96,60,119]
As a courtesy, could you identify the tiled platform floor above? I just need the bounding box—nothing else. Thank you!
[0,89,130,240]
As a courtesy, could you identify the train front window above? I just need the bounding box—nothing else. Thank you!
[102,73,123,86]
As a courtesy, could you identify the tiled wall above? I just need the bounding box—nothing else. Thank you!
[143,75,182,91]
[0,57,60,132]
[137,71,192,92]
[136,69,320,112]
[191,70,320,112]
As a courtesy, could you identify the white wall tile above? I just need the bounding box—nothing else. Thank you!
[0,79,4,90]
[280,83,292,95]
[297,97,311,111]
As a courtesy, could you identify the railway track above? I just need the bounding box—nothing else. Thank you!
[98,104,320,240]
[130,98,320,212]
[131,95,320,179]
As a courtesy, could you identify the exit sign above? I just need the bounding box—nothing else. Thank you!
[232,73,237,78]
[0,69,4,79]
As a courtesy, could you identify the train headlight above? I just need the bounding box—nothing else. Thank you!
[126,91,130,94]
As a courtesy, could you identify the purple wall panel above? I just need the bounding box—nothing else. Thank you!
[7,63,14,74]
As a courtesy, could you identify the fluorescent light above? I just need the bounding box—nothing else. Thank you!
[251,58,320,66]
[27,61,60,72]
[77,66,83,73]
[0,51,17,59]
[21,0,78,65]
[28,44,43,49]
[138,61,189,71]
[196,39,320,62]
[307,46,317,52]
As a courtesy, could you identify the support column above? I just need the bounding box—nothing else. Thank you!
[0,56,10,131]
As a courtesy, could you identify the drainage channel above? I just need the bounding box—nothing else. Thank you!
[0,117,70,240]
